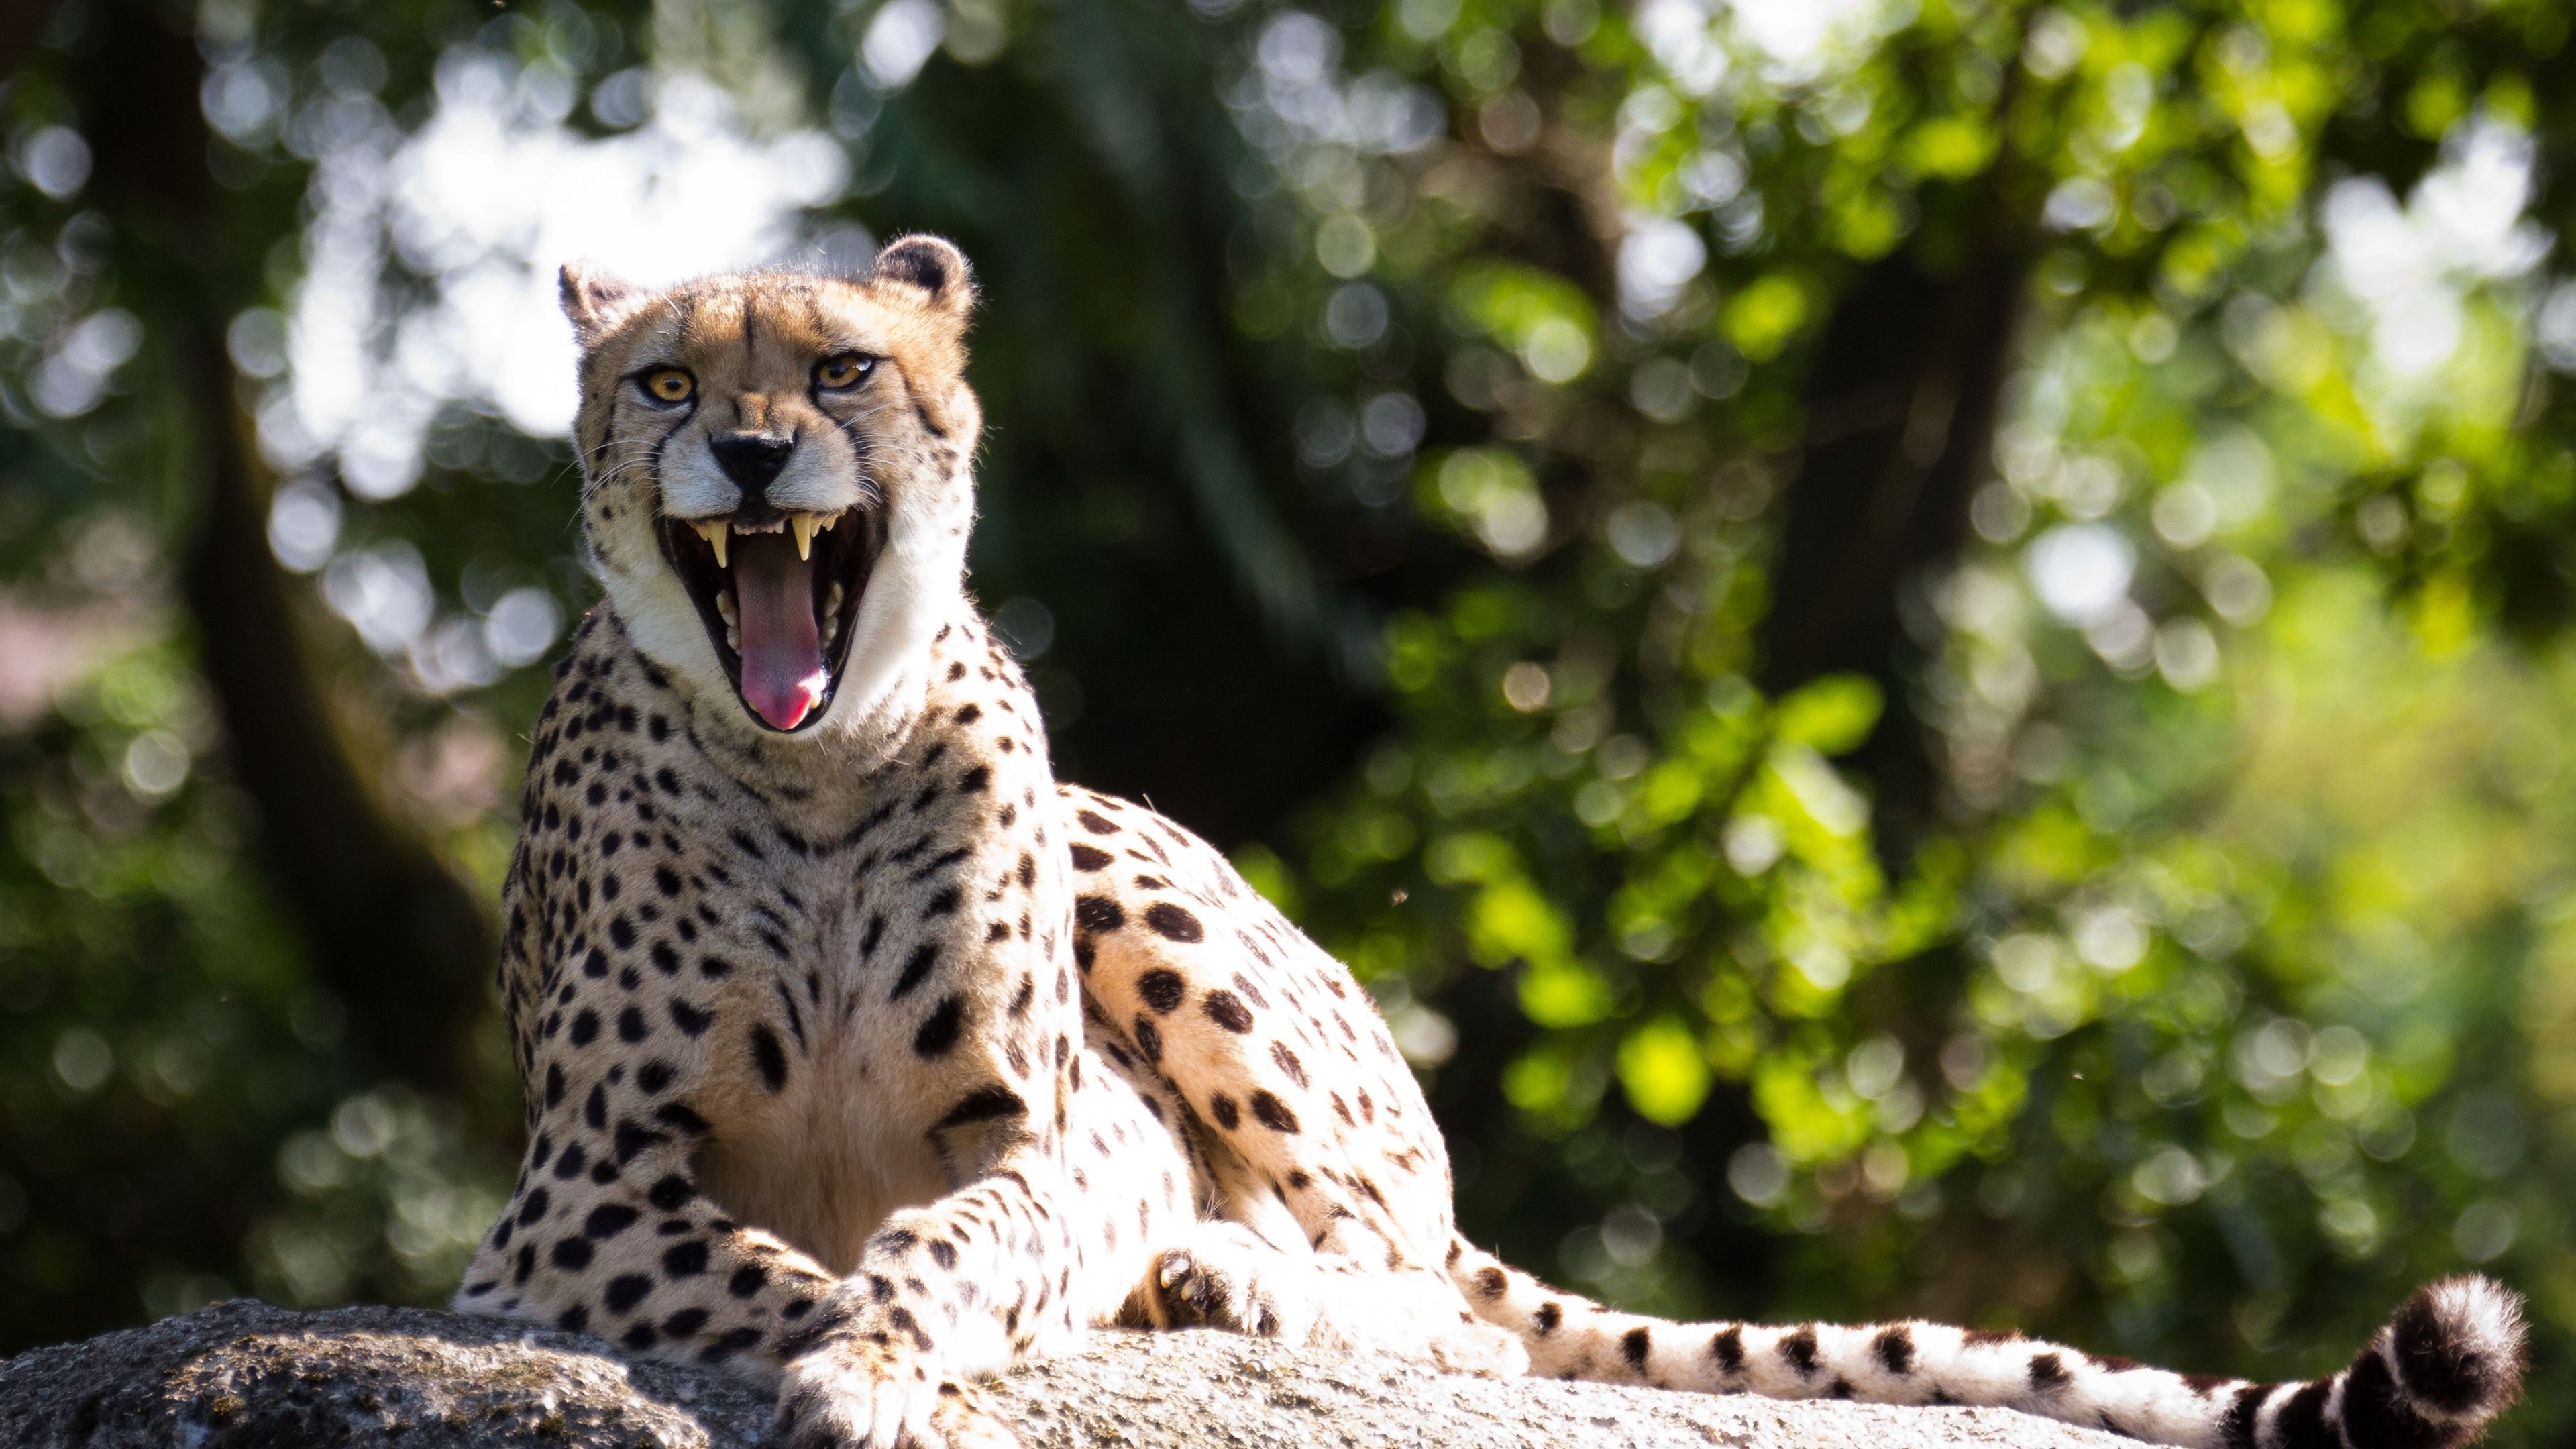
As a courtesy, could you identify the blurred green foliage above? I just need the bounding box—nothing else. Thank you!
[3,0,2575,1442]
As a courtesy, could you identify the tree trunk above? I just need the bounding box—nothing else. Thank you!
[69,0,496,1099]
[1759,205,2029,852]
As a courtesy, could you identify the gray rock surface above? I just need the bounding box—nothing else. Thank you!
[0,1299,2130,1449]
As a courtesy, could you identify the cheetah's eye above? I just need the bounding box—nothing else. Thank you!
[815,354,874,390]
[641,368,695,405]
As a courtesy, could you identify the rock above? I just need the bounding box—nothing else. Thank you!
[0,1299,2133,1449]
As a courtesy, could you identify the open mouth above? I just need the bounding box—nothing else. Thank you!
[658,506,879,732]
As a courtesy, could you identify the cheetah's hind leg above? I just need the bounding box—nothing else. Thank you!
[1128,1220,1527,1377]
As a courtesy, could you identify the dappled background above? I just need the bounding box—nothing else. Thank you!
[2,0,2574,1437]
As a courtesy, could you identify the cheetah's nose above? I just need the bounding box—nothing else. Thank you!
[709,431,795,499]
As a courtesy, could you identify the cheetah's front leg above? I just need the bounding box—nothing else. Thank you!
[771,1169,1059,1449]
[775,1044,1200,1449]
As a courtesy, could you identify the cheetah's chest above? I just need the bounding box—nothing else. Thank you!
[689,876,950,1276]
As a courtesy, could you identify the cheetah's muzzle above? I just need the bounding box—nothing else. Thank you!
[659,505,879,731]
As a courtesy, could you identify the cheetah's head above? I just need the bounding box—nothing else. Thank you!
[560,237,981,739]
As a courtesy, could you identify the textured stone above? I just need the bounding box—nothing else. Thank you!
[0,1300,2128,1449]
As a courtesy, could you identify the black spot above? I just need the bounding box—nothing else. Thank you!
[892,942,940,999]
[702,1326,763,1361]
[1137,968,1186,1014]
[639,1061,674,1094]
[956,766,989,793]
[557,1304,589,1333]
[913,994,965,1057]
[1202,990,1254,1033]
[1144,902,1203,942]
[553,1143,589,1180]
[2029,1353,2070,1391]
[655,1102,710,1134]
[1711,1327,1745,1372]
[1069,844,1111,872]
[669,999,712,1036]
[664,1307,709,1338]
[1622,1326,1652,1372]
[663,1240,710,1277]
[2273,1379,2336,1449]
[2337,1344,2432,1449]
[618,1006,649,1042]
[1874,1326,1916,1375]
[613,1120,668,1163]
[1077,810,1117,835]
[647,1175,694,1210]
[730,1265,768,1297]
[1248,1090,1299,1133]
[935,1086,1027,1130]
[604,1274,653,1313]
[1270,1042,1307,1088]
[751,1025,788,1091]
[544,1063,566,1106]
[584,1083,608,1130]
[518,1188,553,1226]
[569,1010,600,1046]
[551,1237,594,1270]
[1780,1326,1819,1376]
[1075,896,1124,933]
[1134,1017,1163,1063]
[922,884,961,918]
[585,1204,640,1240]
[1210,1094,1240,1130]
[1534,1302,1562,1334]
[927,1240,958,1269]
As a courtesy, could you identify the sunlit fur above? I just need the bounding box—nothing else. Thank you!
[561,242,981,777]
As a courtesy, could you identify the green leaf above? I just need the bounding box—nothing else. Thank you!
[1773,674,1883,755]
[1617,1016,1713,1126]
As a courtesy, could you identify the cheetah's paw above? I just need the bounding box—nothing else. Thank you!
[1146,1237,1322,1342]
[775,1340,1019,1449]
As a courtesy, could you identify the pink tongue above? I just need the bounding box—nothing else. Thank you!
[730,532,826,730]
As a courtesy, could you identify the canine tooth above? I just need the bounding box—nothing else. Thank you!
[716,589,737,623]
[724,623,741,651]
[694,520,729,569]
[818,513,837,533]
[826,582,845,616]
[792,513,818,561]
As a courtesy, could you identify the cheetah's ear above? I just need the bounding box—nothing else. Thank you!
[559,261,650,348]
[868,235,976,323]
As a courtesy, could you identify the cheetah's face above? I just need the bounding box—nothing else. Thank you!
[560,238,981,738]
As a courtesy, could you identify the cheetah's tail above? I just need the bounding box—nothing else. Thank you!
[1446,1239,2525,1449]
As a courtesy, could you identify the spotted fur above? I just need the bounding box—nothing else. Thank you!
[455,243,2527,1449]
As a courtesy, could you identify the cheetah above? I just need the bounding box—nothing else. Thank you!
[455,236,2528,1449]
